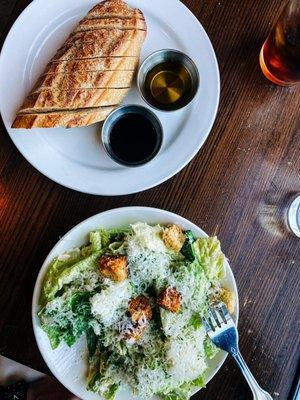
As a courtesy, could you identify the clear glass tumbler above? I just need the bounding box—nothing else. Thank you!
[287,194,300,237]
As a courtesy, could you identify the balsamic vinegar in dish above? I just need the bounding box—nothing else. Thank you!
[109,113,161,166]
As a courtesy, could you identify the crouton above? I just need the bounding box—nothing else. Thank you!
[98,254,128,282]
[157,287,181,313]
[163,225,185,252]
[128,295,152,323]
[219,288,235,314]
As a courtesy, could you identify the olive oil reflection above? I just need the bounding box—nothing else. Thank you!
[144,61,193,111]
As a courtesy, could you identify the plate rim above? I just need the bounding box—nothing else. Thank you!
[32,206,239,400]
[0,0,220,196]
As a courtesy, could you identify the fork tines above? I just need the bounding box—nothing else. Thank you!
[202,302,230,332]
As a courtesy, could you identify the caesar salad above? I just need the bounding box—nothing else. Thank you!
[38,222,235,400]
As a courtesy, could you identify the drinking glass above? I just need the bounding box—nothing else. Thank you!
[287,194,300,237]
[260,0,300,86]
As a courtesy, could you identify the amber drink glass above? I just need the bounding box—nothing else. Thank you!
[260,0,300,86]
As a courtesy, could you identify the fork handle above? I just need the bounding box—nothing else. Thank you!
[231,350,273,400]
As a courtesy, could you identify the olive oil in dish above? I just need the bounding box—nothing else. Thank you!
[144,61,193,111]
[109,113,161,166]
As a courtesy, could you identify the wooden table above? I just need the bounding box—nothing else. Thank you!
[0,0,299,399]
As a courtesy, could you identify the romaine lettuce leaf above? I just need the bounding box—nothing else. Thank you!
[39,307,76,350]
[180,231,196,262]
[90,229,110,252]
[188,314,202,329]
[87,347,120,400]
[108,227,132,243]
[40,248,82,306]
[204,336,219,359]
[194,237,225,282]
[159,375,205,400]
[104,383,119,400]
[39,290,94,349]
[40,251,102,306]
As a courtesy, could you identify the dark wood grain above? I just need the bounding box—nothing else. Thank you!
[0,0,299,399]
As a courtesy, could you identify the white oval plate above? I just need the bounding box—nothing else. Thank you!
[32,207,238,400]
[0,0,220,195]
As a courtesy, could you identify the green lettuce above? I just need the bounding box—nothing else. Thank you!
[188,314,202,329]
[40,249,82,306]
[180,231,196,262]
[39,291,94,349]
[194,237,225,282]
[108,227,132,242]
[204,336,219,359]
[104,383,119,400]
[89,227,131,253]
[87,346,120,400]
[158,375,205,400]
[40,251,102,306]
[90,229,110,252]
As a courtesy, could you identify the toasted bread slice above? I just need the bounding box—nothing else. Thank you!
[12,107,114,129]
[75,17,146,32]
[86,0,144,19]
[53,30,145,61]
[44,56,138,75]
[19,88,130,112]
[35,70,134,91]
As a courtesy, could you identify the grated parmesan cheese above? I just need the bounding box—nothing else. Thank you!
[167,267,210,312]
[130,223,168,253]
[160,308,191,337]
[90,281,132,327]
[136,366,169,398]
[166,327,207,383]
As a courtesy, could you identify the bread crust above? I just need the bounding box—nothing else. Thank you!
[86,0,144,19]
[75,17,146,32]
[12,107,114,129]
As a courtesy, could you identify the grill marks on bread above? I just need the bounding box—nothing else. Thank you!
[44,56,138,75]
[19,88,131,113]
[12,107,115,129]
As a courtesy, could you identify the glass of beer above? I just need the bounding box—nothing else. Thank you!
[260,0,300,86]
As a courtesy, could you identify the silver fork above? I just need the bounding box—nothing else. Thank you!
[202,302,273,400]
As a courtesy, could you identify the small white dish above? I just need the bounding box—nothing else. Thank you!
[32,206,239,400]
[0,0,220,195]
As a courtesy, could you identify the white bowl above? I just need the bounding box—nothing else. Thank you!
[32,207,239,400]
